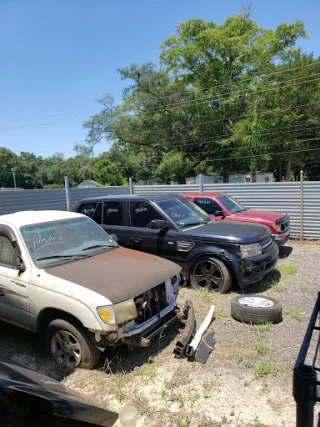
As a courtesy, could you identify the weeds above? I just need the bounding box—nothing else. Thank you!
[140,356,156,383]
[199,287,216,307]
[254,338,269,354]
[249,321,273,332]
[175,419,190,427]
[112,375,125,402]
[284,309,305,322]
[278,263,297,276]
[187,387,200,406]
[255,361,271,378]
[270,280,286,291]
[202,378,219,398]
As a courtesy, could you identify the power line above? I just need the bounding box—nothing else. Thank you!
[0,108,101,123]
[1,72,319,133]
[0,118,84,132]
[9,99,315,152]
[122,62,320,102]
[138,75,320,116]
[196,146,320,163]
[1,62,319,125]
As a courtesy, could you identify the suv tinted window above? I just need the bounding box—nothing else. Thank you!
[194,198,221,215]
[130,202,162,228]
[103,202,124,226]
[77,202,102,223]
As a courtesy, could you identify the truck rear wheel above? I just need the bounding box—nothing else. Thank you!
[45,318,101,369]
[190,257,232,293]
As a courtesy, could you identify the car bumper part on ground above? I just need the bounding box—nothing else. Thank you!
[238,242,279,289]
[173,300,196,358]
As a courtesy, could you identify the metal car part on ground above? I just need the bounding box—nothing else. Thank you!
[73,194,279,294]
[0,356,118,426]
[173,300,196,358]
[186,305,215,358]
[0,211,182,369]
[182,192,290,247]
[231,295,282,324]
[293,292,320,427]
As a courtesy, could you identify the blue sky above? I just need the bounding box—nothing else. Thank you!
[0,0,319,158]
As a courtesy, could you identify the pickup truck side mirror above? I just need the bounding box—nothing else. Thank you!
[17,260,26,274]
[214,210,225,217]
[0,225,17,242]
[150,219,170,232]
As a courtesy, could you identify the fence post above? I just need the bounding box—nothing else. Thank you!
[64,176,70,211]
[129,177,133,194]
[300,170,304,240]
[198,174,204,193]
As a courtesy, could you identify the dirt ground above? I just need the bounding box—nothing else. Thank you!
[0,240,320,427]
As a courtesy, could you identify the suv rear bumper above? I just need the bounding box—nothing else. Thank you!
[238,242,279,289]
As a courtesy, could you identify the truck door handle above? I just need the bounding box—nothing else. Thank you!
[131,238,142,243]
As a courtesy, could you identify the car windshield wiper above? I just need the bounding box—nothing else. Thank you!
[37,254,88,261]
[181,221,207,228]
[82,244,114,251]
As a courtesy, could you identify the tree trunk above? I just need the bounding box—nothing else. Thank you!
[285,152,293,181]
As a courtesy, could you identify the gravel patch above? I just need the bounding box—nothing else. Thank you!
[0,240,319,426]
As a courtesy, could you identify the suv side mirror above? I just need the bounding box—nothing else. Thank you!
[215,210,225,217]
[110,233,118,243]
[150,219,170,232]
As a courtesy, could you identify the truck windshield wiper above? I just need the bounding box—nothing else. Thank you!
[82,244,113,251]
[37,254,88,261]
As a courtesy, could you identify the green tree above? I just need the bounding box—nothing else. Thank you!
[92,157,125,186]
[156,152,194,184]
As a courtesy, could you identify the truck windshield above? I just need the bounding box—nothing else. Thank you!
[21,217,117,267]
[157,198,210,228]
[217,195,247,214]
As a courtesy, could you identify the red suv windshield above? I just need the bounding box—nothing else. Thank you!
[217,195,247,214]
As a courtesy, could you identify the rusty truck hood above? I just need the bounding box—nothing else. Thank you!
[45,246,180,303]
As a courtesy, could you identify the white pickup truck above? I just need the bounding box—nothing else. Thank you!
[0,211,182,369]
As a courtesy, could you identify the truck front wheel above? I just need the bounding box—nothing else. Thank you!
[190,257,232,293]
[45,318,101,369]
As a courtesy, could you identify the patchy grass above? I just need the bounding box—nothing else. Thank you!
[269,279,286,292]
[255,361,271,378]
[278,262,298,276]
[249,321,274,332]
[111,374,126,402]
[254,339,269,354]
[140,356,156,383]
[202,378,219,398]
[199,288,216,307]
[284,308,305,322]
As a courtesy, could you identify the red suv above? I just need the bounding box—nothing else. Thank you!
[182,193,290,247]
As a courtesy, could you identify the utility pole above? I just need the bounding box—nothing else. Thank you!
[11,168,17,190]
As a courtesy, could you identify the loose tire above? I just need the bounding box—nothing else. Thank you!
[45,318,101,369]
[190,257,232,293]
[231,295,282,324]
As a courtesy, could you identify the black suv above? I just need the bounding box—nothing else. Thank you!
[73,194,279,293]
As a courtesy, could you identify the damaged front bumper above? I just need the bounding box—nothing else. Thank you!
[97,300,195,351]
[238,242,279,289]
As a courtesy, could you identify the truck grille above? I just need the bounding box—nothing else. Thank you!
[261,236,273,251]
[134,283,168,324]
[277,215,290,232]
